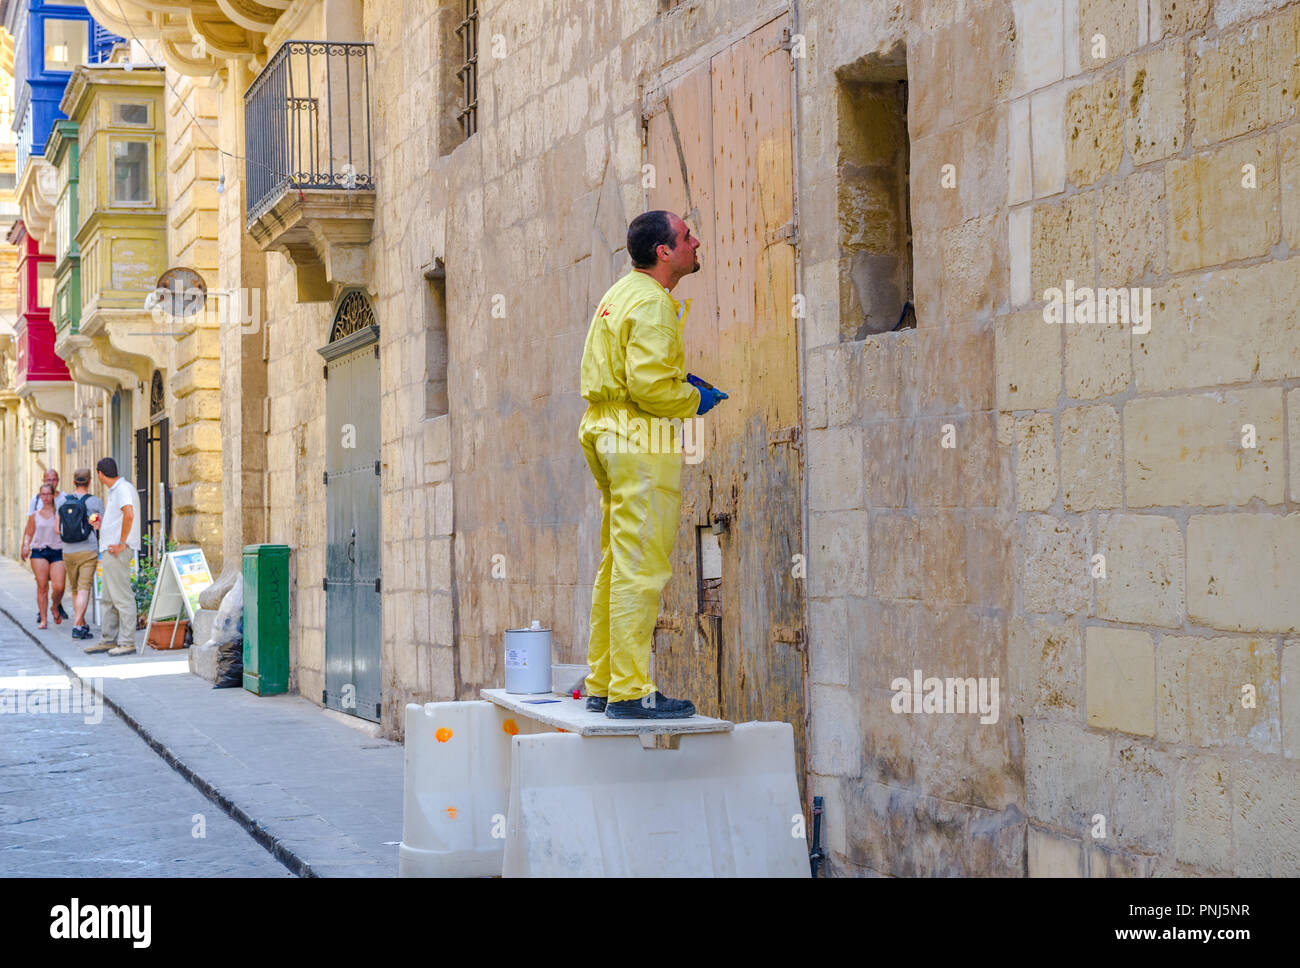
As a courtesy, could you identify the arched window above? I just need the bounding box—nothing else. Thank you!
[329,288,377,343]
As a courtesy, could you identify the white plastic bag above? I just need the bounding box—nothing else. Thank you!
[210,575,244,689]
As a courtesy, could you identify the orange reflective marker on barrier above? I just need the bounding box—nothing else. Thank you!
[435,727,453,743]
[503,719,519,735]
[556,728,568,733]
[446,806,458,820]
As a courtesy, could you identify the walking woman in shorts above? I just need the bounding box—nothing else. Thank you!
[22,483,66,629]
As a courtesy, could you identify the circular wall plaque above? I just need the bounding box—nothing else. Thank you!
[153,267,208,318]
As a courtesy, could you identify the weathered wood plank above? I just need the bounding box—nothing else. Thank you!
[644,14,807,807]
[481,689,732,737]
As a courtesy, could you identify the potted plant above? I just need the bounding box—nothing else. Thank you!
[132,537,189,649]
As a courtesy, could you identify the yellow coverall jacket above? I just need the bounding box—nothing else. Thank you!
[578,270,701,703]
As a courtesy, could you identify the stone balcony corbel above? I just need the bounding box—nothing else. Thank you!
[16,159,59,253]
[16,380,75,427]
[76,308,169,384]
[53,330,139,393]
[247,188,375,302]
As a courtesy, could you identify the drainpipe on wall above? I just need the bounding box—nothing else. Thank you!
[790,0,815,840]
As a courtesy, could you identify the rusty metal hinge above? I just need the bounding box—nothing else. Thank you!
[777,27,803,63]
[769,425,801,448]
[643,92,668,123]
[765,220,797,247]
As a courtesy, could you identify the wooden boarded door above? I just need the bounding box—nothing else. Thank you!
[644,14,807,802]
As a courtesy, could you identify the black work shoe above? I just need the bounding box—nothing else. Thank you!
[585,695,607,712]
[605,691,696,719]
[55,603,68,620]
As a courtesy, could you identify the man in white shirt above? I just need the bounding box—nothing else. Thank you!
[93,457,141,656]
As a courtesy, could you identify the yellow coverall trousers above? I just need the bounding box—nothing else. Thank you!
[579,402,683,703]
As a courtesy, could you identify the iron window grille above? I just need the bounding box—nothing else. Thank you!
[455,0,479,138]
[244,41,376,225]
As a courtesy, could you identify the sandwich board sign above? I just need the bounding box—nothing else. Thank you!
[145,548,214,649]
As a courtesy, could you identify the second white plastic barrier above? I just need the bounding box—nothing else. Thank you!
[502,722,808,877]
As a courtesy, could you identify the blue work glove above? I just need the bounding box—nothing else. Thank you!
[687,373,728,415]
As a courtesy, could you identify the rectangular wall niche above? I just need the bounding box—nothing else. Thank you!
[424,261,449,418]
[698,527,722,616]
[837,75,914,339]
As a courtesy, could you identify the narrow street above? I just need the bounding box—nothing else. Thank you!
[0,614,291,877]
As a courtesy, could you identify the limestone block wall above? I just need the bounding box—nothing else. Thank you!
[262,251,329,703]
[361,0,457,723]
[420,0,804,703]
[0,395,50,556]
[257,0,326,698]
[234,0,1296,877]
[217,62,268,581]
[350,0,802,733]
[62,382,109,483]
[996,0,1300,876]
[164,70,224,571]
[799,0,1023,876]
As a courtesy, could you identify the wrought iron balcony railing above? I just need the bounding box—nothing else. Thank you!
[244,41,375,225]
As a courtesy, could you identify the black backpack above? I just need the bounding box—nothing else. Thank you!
[58,495,94,543]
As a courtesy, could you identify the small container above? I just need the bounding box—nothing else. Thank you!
[552,663,589,696]
[504,621,552,694]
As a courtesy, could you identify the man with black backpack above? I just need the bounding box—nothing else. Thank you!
[60,468,105,644]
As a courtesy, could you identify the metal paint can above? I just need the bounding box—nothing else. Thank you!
[504,621,552,694]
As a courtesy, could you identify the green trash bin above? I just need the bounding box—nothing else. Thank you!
[243,544,290,695]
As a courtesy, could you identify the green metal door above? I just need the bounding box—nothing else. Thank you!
[320,294,382,722]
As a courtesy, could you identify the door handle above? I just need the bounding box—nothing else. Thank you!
[347,528,356,564]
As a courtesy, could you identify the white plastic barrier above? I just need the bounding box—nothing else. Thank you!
[502,723,807,877]
[399,700,548,877]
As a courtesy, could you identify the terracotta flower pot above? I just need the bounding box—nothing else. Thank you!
[147,619,189,650]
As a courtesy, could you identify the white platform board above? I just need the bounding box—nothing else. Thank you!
[481,688,732,736]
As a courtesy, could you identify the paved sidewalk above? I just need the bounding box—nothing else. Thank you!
[0,555,404,877]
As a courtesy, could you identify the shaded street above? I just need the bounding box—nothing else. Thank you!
[0,615,291,877]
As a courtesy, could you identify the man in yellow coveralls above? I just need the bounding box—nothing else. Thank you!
[578,211,728,719]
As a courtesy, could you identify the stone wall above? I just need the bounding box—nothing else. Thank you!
[224,0,1298,875]
[217,62,268,584]
[163,70,224,571]
[995,0,1300,876]
[800,0,1023,876]
[348,0,805,727]
[61,382,109,484]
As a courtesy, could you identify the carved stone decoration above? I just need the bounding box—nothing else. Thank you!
[150,369,165,419]
[329,290,376,343]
